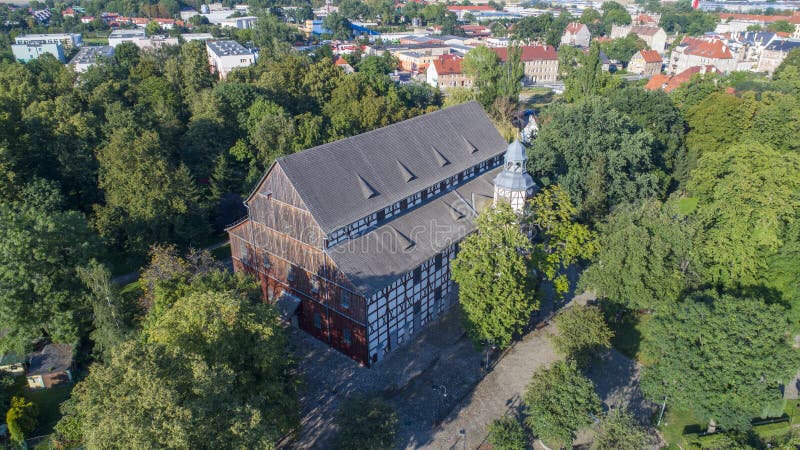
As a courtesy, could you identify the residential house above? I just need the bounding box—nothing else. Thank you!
[334,56,355,74]
[561,22,591,47]
[628,49,663,76]
[633,13,660,26]
[610,25,667,51]
[493,45,559,83]
[226,102,536,366]
[206,40,256,79]
[645,65,721,92]
[757,39,800,74]
[69,45,114,72]
[426,54,473,89]
[26,344,73,389]
[668,37,736,74]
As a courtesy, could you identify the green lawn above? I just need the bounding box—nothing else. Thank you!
[658,407,704,447]
[25,384,72,436]
[677,196,698,215]
[658,401,800,447]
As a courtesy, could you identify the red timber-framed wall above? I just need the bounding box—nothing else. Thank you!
[227,163,370,365]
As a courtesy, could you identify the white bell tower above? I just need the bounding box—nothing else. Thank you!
[493,140,537,213]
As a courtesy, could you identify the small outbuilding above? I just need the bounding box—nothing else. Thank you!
[26,343,73,389]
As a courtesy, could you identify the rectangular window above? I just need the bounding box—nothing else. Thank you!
[313,313,322,329]
[413,267,422,284]
[435,254,443,271]
[343,328,352,346]
[341,290,350,309]
[287,267,295,282]
[262,255,271,270]
[310,278,320,294]
[400,199,408,209]
[377,209,385,222]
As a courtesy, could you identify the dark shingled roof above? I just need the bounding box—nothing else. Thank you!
[327,167,500,296]
[272,101,508,234]
[27,343,73,376]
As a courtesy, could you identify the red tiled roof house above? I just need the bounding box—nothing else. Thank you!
[629,49,663,76]
[493,45,559,84]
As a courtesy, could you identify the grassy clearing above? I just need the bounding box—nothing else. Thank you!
[677,196,698,215]
[659,407,704,447]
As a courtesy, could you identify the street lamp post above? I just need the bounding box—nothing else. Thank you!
[459,429,466,450]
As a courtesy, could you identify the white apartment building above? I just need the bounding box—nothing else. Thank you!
[206,40,256,79]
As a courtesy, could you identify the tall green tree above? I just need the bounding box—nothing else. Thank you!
[462,45,503,108]
[688,142,800,287]
[529,97,661,221]
[564,42,621,102]
[552,304,613,368]
[524,360,602,448]
[526,185,599,296]
[332,397,398,450]
[487,416,527,450]
[640,291,800,431]
[77,260,141,361]
[579,201,697,312]
[6,396,37,444]
[94,127,210,255]
[592,408,653,450]
[56,288,299,449]
[451,202,536,348]
[0,180,100,354]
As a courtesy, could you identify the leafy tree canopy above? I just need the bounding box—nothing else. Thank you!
[640,291,800,431]
[529,96,661,221]
[451,202,536,348]
[526,185,599,297]
[524,360,602,448]
[688,142,800,287]
[552,304,613,368]
[56,288,298,449]
[0,179,100,354]
[579,200,697,312]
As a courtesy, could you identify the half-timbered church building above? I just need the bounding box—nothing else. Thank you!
[227,101,536,366]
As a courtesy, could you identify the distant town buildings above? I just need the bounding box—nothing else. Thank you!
[610,25,667,51]
[69,46,114,72]
[107,29,178,49]
[206,40,256,79]
[107,29,146,47]
[668,37,736,74]
[645,65,721,92]
[12,42,65,62]
[426,54,473,89]
[561,22,591,47]
[15,33,82,49]
[757,39,800,74]
[493,45,559,84]
[628,49,663,76]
